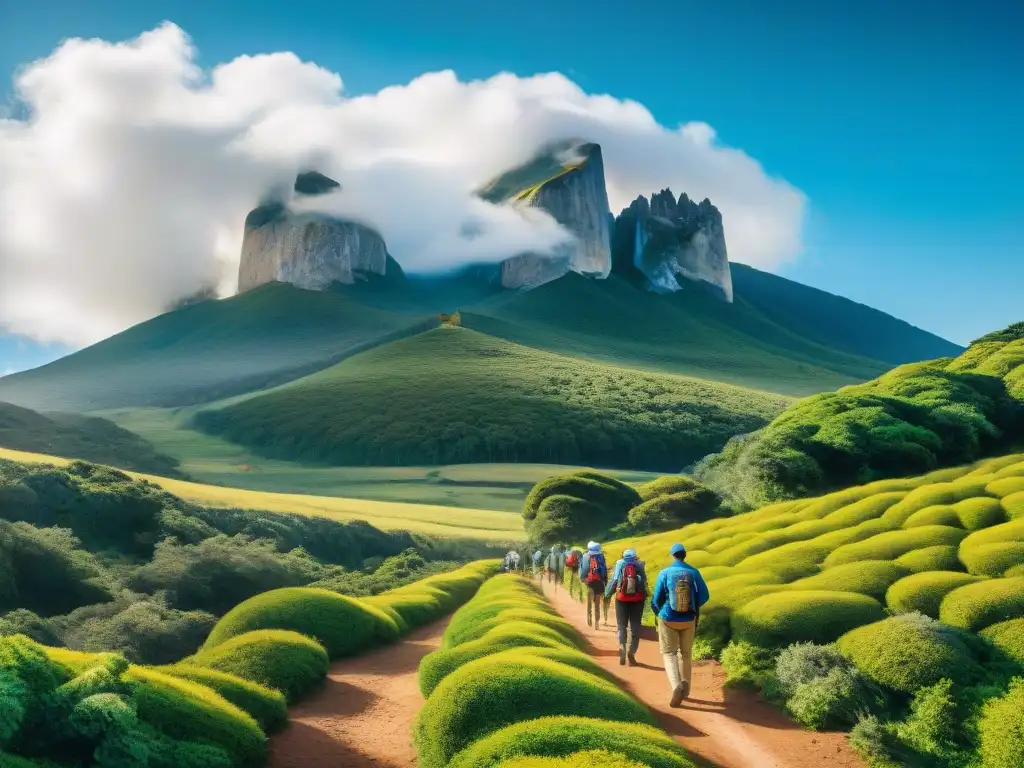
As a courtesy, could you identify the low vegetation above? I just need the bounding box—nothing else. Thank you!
[0,402,182,476]
[0,560,498,766]
[414,575,697,767]
[194,327,788,471]
[0,455,499,666]
[696,322,1023,509]
[603,450,1024,768]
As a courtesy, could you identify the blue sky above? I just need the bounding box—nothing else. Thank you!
[1,0,1021,372]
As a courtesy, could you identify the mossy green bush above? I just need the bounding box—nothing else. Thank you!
[953,497,1007,530]
[980,619,1024,663]
[837,613,985,694]
[366,559,497,631]
[203,587,399,658]
[977,677,1024,768]
[159,665,288,732]
[414,652,653,768]
[189,629,329,702]
[497,749,650,768]
[894,545,963,573]
[940,577,1024,631]
[960,542,1024,577]
[786,561,909,599]
[902,505,961,529]
[822,525,967,568]
[1003,491,1024,520]
[732,591,885,648]
[445,716,696,768]
[123,666,267,767]
[885,571,984,618]
[987,477,1024,497]
[452,609,581,647]
[419,622,575,696]
[733,542,831,581]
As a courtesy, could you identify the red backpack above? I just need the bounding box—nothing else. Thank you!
[617,561,645,602]
[585,553,605,584]
[565,550,580,569]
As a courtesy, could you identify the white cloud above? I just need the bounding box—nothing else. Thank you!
[0,22,806,347]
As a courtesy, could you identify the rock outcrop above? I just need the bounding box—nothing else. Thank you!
[478,140,613,289]
[237,173,389,293]
[613,189,733,302]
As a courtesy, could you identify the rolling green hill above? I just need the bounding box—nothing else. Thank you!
[0,402,182,476]
[0,282,433,412]
[192,326,790,471]
[465,271,960,397]
[696,322,1024,509]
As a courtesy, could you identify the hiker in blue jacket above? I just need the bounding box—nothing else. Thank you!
[604,548,648,666]
[578,541,608,628]
[651,542,710,707]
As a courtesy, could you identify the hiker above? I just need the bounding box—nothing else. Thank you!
[532,549,544,579]
[578,541,608,628]
[651,543,710,707]
[546,545,563,587]
[504,549,521,573]
[605,547,648,666]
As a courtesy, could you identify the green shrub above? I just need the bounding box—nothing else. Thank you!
[636,476,703,502]
[977,677,1024,768]
[203,587,399,658]
[773,642,850,698]
[732,591,885,648]
[123,666,266,768]
[159,665,287,733]
[190,629,329,702]
[902,505,961,529]
[496,749,649,768]
[837,613,984,694]
[1003,491,1024,520]
[885,571,984,618]
[894,678,959,759]
[419,622,575,696]
[627,485,721,532]
[823,525,967,568]
[961,543,1024,577]
[414,652,652,768]
[894,545,963,573]
[524,472,641,544]
[719,641,777,688]
[786,561,909,599]
[940,577,1024,631]
[952,497,1006,530]
[786,666,876,730]
[445,716,696,768]
[451,609,580,648]
[980,619,1024,663]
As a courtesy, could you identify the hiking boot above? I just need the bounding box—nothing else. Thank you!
[627,653,637,666]
[670,683,686,708]
[681,680,691,699]
[618,645,627,666]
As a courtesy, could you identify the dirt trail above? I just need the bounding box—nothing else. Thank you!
[268,617,446,768]
[541,579,865,768]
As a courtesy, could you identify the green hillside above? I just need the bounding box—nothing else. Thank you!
[606,451,1024,767]
[0,402,181,476]
[0,283,432,412]
[696,322,1024,509]
[193,326,789,471]
[465,271,956,397]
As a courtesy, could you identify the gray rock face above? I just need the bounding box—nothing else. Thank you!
[237,173,389,293]
[479,141,613,289]
[615,189,733,302]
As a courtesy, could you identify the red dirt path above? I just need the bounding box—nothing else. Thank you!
[268,617,446,768]
[541,579,866,768]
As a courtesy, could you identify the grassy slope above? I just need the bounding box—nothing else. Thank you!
[464,273,899,397]
[102,407,661,511]
[0,283,432,412]
[729,263,963,366]
[0,402,182,476]
[192,326,790,471]
[0,446,523,541]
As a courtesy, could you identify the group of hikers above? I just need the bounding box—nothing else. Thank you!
[503,540,710,707]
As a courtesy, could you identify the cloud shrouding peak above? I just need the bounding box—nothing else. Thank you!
[0,23,806,347]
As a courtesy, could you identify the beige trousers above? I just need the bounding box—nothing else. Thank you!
[657,619,696,691]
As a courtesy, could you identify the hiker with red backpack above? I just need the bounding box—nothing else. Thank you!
[604,547,648,666]
[578,542,608,628]
[650,542,710,707]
